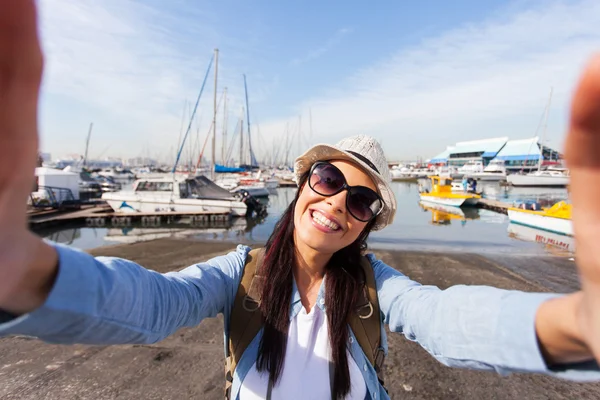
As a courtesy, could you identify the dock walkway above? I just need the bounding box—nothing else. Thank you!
[476,198,511,214]
[28,203,233,230]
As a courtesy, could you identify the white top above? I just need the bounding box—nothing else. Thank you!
[239,305,367,400]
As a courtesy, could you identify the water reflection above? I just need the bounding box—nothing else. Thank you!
[419,201,480,226]
[106,218,250,244]
[507,223,575,256]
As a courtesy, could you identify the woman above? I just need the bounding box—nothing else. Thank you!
[2,2,600,399]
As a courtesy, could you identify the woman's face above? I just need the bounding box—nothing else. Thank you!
[293,159,378,255]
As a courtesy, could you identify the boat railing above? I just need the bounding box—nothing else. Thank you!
[30,186,80,209]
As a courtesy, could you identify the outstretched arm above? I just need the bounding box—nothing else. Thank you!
[371,254,598,380]
[0,243,248,344]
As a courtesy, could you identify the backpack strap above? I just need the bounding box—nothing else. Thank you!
[225,249,386,398]
[225,248,265,399]
[348,256,386,388]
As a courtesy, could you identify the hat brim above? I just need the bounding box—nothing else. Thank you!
[294,144,396,231]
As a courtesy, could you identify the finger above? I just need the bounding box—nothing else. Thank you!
[565,54,600,168]
[0,0,42,80]
[0,0,42,221]
[566,55,600,280]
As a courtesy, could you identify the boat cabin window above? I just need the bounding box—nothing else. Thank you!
[179,182,189,198]
[136,181,173,192]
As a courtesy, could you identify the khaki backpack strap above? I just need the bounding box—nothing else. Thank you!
[348,256,386,385]
[225,248,265,399]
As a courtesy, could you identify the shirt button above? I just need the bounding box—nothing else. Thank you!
[363,364,367,371]
[319,298,325,305]
[373,392,377,399]
[349,336,354,344]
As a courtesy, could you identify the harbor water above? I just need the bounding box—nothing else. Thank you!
[40,181,572,256]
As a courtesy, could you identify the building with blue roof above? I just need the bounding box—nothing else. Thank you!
[446,137,508,167]
[492,137,561,171]
[427,136,561,170]
[429,146,455,165]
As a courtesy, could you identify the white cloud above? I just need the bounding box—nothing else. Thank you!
[290,28,352,66]
[38,0,600,163]
[258,0,600,161]
[37,0,263,161]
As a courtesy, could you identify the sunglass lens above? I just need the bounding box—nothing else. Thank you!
[310,163,344,195]
[347,187,382,221]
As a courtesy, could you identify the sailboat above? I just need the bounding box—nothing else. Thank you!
[507,88,570,187]
[104,50,262,217]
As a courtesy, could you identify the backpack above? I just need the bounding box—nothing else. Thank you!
[224,248,385,399]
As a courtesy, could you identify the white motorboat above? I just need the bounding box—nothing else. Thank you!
[390,165,416,181]
[506,168,569,187]
[98,167,137,182]
[468,160,507,181]
[102,175,252,217]
[507,201,572,236]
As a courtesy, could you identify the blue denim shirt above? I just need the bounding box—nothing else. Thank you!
[1,243,599,400]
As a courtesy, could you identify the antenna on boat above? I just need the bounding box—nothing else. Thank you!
[83,122,93,168]
[538,87,553,172]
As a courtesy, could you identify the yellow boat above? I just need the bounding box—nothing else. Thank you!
[419,176,481,207]
[507,200,572,236]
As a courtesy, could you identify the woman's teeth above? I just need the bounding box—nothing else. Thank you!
[312,211,340,231]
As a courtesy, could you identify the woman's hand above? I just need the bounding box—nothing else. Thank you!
[0,0,58,314]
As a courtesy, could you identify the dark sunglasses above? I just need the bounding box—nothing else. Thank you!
[308,161,383,222]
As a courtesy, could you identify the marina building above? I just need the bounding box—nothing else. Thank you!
[446,137,508,167]
[428,136,562,170]
[493,137,562,172]
[429,146,455,166]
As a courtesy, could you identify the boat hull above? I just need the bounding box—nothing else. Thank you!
[467,172,507,181]
[419,195,466,207]
[507,209,573,236]
[102,193,248,216]
[506,174,569,187]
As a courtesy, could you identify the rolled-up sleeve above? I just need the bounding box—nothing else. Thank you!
[0,243,249,345]
[369,254,600,381]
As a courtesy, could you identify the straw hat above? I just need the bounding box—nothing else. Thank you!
[294,134,396,231]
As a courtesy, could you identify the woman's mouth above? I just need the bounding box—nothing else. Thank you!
[310,210,341,232]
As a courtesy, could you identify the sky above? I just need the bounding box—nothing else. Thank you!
[37,0,600,164]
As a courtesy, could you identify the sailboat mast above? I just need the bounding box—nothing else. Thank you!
[211,48,219,180]
[222,87,228,165]
[243,74,254,167]
[83,122,93,167]
[298,115,302,159]
[538,87,553,172]
[240,108,245,166]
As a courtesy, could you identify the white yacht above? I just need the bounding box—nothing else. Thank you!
[468,159,507,181]
[98,167,137,182]
[458,160,484,175]
[102,175,251,216]
[506,167,569,187]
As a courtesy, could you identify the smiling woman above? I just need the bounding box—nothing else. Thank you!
[3,2,600,400]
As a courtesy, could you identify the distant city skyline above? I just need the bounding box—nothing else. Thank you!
[38,0,600,163]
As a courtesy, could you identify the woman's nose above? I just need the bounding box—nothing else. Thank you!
[325,189,347,214]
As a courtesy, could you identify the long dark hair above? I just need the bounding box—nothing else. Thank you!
[256,171,376,399]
